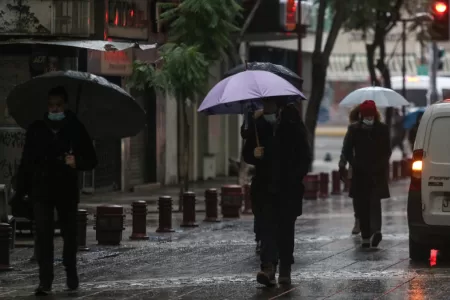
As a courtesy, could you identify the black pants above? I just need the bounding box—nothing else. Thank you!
[254,216,261,242]
[33,199,78,286]
[257,203,297,266]
[352,198,359,219]
[356,196,382,239]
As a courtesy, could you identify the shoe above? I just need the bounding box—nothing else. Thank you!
[370,231,382,248]
[34,285,52,296]
[361,238,370,248]
[256,263,276,287]
[351,219,361,235]
[66,268,79,291]
[255,241,261,254]
[278,264,292,285]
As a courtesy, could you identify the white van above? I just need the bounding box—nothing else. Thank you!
[408,100,450,261]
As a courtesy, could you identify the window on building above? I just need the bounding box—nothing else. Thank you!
[108,0,148,28]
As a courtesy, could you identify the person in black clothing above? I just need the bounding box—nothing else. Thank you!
[12,86,97,296]
[243,98,311,286]
[341,100,391,248]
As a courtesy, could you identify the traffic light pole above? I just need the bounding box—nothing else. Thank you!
[401,20,406,98]
[429,42,439,106]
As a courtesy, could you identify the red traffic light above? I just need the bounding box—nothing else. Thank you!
[434,1,448,14]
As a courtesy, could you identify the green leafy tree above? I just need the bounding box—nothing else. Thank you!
[128,0,241,209]
[1,0,40,33]
[305,0,349,164]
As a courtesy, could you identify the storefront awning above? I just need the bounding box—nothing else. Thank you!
[0,39,157,52]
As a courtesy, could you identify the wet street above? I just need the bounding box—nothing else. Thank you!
[1,180,448,299]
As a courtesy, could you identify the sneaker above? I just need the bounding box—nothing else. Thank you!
[66,269,79,291]
[351,219,361,235]
[361,238,370,248]
[278,264,291,285]
[256,263,276,287]
[34,285,52,296]
[255,241,261,254]
[370,231,382,248]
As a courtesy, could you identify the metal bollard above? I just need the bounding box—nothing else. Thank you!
[303,174,319,200]
[156,196,175,232]
[331,171,341,195]
[0,223,13,271]
[181,192,198,227]
[130,201,149,240]
[94,205,125,245]
[77,209,89,251]
[242,184,252,214]
[204,189,220,222]
[392,161,400,181]
[319,172,329,198]
[221,185,243,218]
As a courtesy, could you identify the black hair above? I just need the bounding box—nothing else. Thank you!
[48,86,68,103]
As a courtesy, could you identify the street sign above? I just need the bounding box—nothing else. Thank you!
[417,64,429,75]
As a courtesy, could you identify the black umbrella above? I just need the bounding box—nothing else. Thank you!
[6,70,146,139]
[224,62,303,90]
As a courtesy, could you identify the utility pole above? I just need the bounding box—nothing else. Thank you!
[428,42,439,106]
[401,20,406,98]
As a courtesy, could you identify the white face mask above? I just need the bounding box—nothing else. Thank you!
[362,119,374,126]
[263,114,277,124]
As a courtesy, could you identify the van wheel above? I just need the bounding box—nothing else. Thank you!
[409,238,430,261]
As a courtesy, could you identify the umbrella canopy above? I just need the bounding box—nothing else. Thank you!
[339,87,409,108]
[403,107,426,129]
[198,70,305,115]
[7,70,146,139]
[224,62,303,89]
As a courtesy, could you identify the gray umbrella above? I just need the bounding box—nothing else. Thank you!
[6,70,145,139]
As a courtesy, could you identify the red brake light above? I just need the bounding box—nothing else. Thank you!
[285,0,297,31]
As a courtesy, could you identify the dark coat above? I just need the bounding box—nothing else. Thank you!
[343,121,391,199]
[242,107,312,216]
[15,110,97,203]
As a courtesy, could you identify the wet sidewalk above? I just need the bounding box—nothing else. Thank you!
[3,180,449,299]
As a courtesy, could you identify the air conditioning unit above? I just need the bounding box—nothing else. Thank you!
[52,0,91,36]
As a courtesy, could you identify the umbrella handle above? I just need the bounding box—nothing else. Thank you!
[254,122,260,147]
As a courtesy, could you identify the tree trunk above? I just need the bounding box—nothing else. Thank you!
[305,52,327,165]
[177,99,190,212]
[366,43,380,86]
[376,38,394,127]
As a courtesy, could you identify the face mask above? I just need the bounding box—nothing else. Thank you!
[362,119,374,126]
[48,112,65,121]
[263,114,277,124]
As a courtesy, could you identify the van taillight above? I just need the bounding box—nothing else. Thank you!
[410,149,424,191]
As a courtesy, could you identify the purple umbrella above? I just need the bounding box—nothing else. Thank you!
[198,70,306,115]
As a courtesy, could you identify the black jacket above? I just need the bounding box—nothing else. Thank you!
[15,110,97,203]
[342,121,391,199]
[242,106,311,216]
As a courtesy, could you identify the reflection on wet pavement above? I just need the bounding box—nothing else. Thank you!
[1,182,450,299]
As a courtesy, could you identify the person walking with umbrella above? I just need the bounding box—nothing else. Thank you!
[341,100,391,248]
[242,99,311,286]
[11,86,97,295]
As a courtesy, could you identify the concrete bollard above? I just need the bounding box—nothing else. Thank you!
[156,196,175,232]
[319,172,329,198]
[77,209,89,251]
[0,223,13,271]
[331,171,341,195]
[392,161,400,181]
[303,174,319,200]
[130,201,149,240]
[94,205,125,245]
[242,184,252,214]
[221,185,243,218]
[204,189,220,222]
[181,192,198,227]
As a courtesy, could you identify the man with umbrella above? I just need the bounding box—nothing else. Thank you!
[242,98,311,286]
[12,86,97,295]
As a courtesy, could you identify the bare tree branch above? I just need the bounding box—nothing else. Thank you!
[323,4,346,59]
[238,0,261,42]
